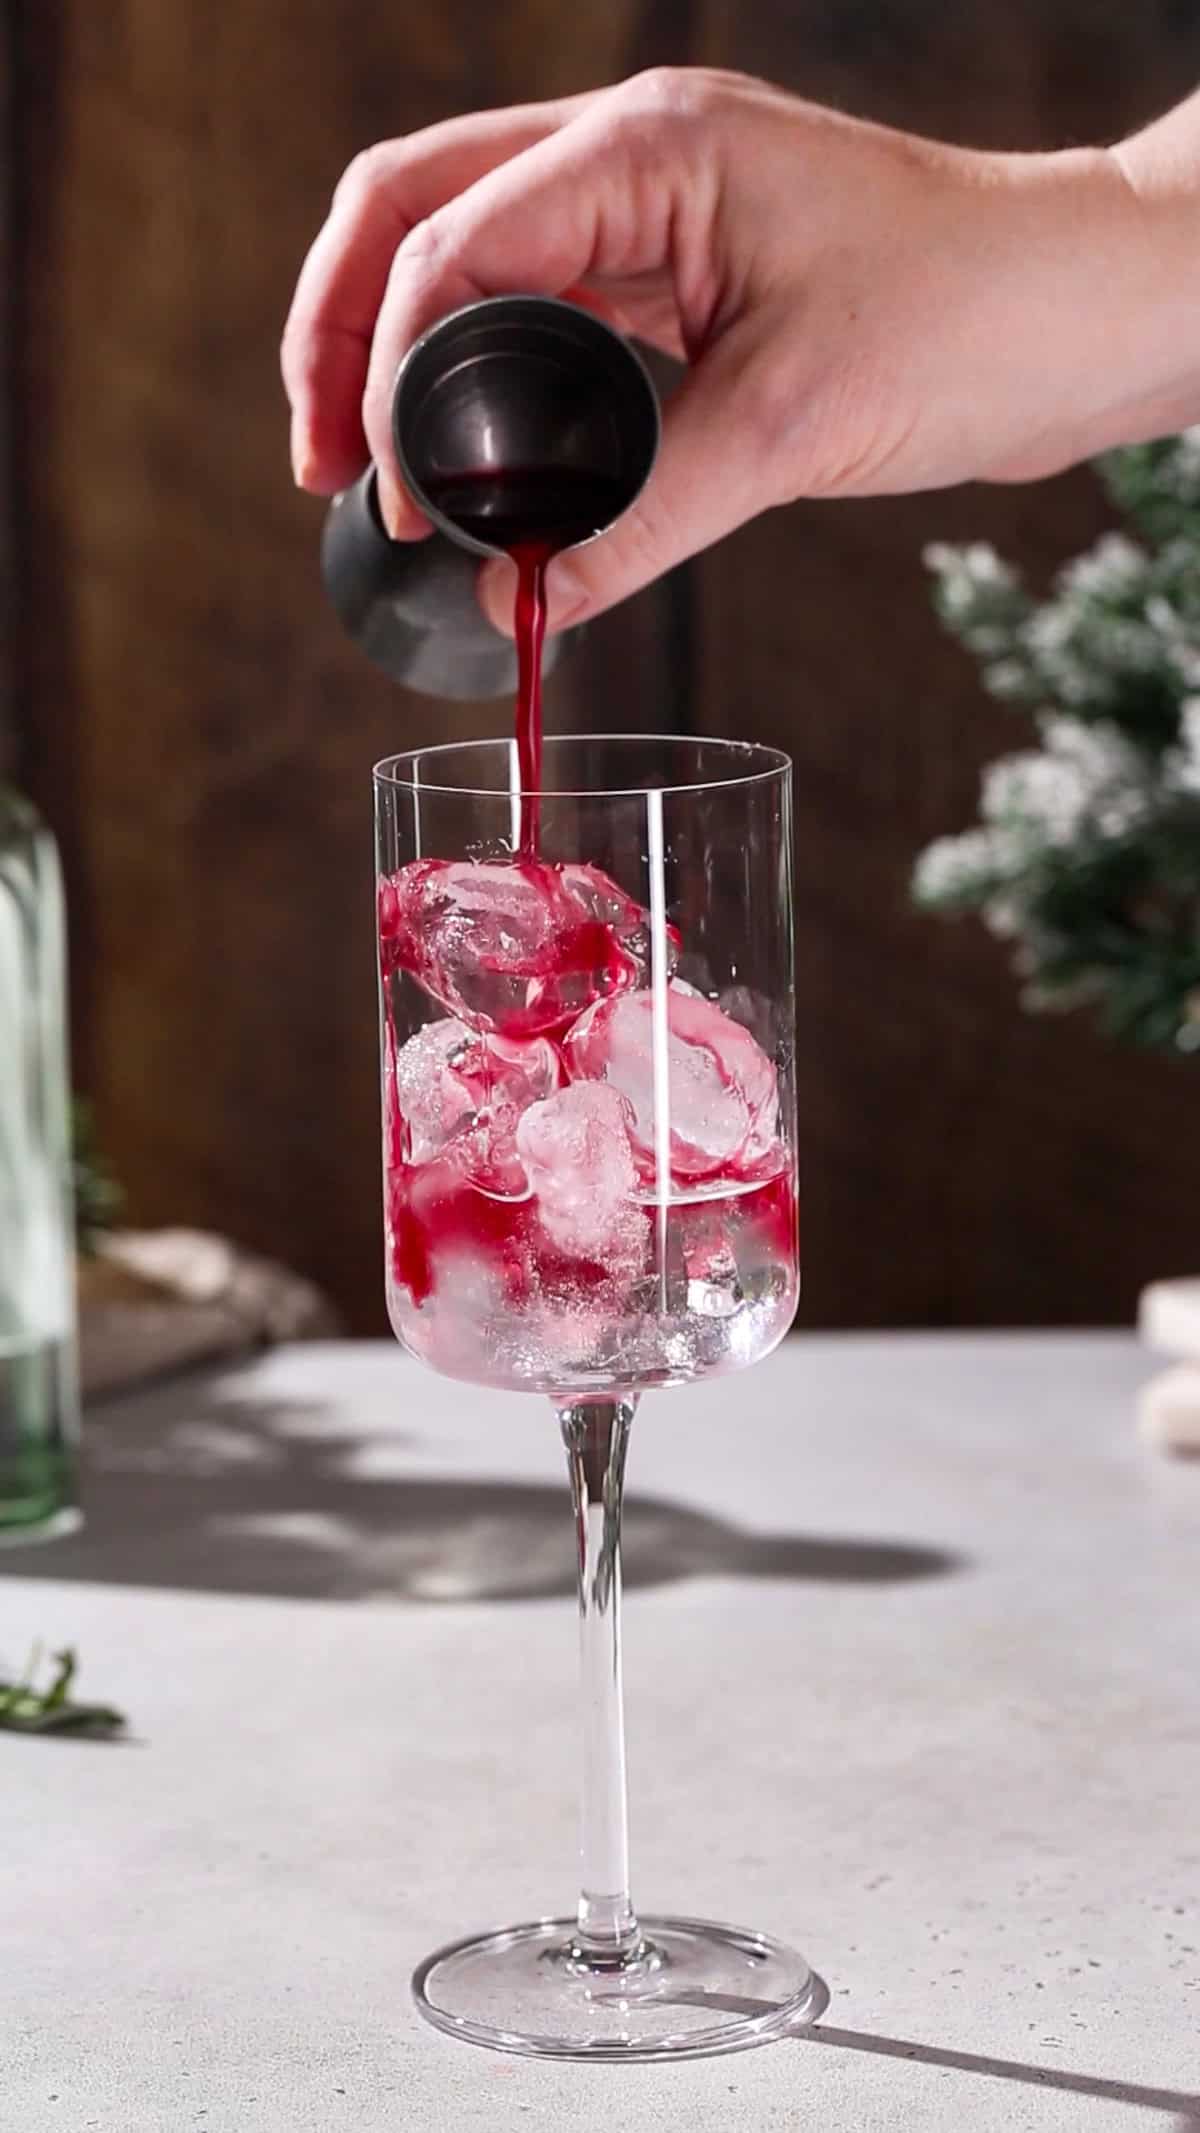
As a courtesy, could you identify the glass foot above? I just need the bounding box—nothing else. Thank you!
[0,1504,82,1549]
[412,1914,824,2060]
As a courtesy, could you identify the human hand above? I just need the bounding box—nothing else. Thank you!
[282,68,1176,634]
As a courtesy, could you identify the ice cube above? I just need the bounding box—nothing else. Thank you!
[556,863,643,931]
[385,1149,534,1309]
[379,858,643,1037]
[515,1082,644,1262]
[391,1015,560,1191]
[559,863,681,985]
[716,984,777,1055]
[562,981,779,1183]
[392,1019,478,1164]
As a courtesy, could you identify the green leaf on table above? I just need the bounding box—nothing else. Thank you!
[0,1644,127,1738]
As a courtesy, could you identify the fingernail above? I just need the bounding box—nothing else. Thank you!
[290,410,315,489]
[376,476,401,538]
[378,475,421,541]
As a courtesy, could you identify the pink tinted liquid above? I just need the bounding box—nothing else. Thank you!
[385,1150,799,1396]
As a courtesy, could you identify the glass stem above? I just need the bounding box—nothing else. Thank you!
[558,1396,641,1962]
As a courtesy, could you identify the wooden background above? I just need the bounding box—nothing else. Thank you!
[5,1,1200,1332]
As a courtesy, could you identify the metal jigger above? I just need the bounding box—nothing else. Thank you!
[320,296,661,699]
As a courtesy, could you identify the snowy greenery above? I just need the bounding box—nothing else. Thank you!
[914,434,1200,1054]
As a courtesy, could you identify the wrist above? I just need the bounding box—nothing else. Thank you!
[1044,137,1200,462]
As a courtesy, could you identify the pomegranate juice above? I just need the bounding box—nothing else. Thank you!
[423,469,626,857]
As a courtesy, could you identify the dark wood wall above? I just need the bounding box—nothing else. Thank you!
[7,1,1200,1332]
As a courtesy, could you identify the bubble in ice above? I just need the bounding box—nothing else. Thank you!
[561,980,780,1183]
[515,1082,645,1263]
[379,858,647,1038]
[391,1014,560,1192]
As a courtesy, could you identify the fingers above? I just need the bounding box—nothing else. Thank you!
[360,101,690,533]
[479,320,780,632]
[282,100,587,497]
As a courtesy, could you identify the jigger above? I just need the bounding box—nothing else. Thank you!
[320,296,661,699]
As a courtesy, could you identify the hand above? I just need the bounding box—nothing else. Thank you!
[282,68,1188,633]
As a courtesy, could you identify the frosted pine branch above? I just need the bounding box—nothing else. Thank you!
[914,438,1200,1054]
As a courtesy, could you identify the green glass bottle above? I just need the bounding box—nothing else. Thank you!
[0,786,80,1539]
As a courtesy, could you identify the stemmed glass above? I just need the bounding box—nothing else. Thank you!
[374,732,818,2059]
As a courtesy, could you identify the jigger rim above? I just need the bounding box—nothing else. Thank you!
[390,293,662,560]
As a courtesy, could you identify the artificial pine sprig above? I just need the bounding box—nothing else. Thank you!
[915,431,1200,1054]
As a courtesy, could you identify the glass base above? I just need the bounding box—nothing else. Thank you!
[0,1503,82,1549]
[412,1914,824,2060]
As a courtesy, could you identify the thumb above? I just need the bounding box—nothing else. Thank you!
[478,322,782,634]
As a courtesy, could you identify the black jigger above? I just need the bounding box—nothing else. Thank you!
[320,296,660,700]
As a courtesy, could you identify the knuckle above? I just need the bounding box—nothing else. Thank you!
[621,65,718,130]
[392,205,456,278]
[332,140,399,212]
[602,483,677,585]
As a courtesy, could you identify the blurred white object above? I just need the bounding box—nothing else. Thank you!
[1137,1363,1200,1454]
[1137,1277,1200,1455]
[1138,1276,1200,1359]
[79,1229,339,1402]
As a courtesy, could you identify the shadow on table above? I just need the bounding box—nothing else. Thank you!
[803,2024,1200,2121]
[0,1377,961,1603]
[669,1985,1200,2120]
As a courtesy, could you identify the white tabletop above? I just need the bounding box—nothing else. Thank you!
[3,1334,1198,2131]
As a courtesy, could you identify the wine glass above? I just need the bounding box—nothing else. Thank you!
[374,732,819,2059]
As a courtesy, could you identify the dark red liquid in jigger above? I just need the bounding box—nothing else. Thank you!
[423,470,626,857]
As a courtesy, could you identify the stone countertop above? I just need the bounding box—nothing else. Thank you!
[2,1334,1198,2131]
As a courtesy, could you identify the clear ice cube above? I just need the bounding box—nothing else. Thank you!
[391,1014,560,1193]
[379,858,646,1038]
[515,1081,644,1263]
[562,980,779,1183]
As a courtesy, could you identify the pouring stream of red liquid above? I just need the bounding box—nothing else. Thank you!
[422,469,626,856]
